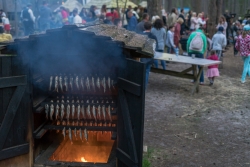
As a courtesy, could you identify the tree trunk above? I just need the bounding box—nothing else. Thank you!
[207,0,223,37]
[167,0,173,12]
[147,0,162,18]
[192,0,202,13]
[217,0,223,21]
[207,0,217,37]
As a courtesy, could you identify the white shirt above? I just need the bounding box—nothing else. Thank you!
[132,11,139,19]
[28,8,36,22]
[190,17,198,30]
[196,17,206,29]
[2,17,9,25]
[1,12,6,17]
[95,9,101,16]
[73,15,82,24]
[216,22,228,35]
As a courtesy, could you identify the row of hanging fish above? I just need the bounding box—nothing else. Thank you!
[45,103,112,122]
[63,127,88,142]
[50,98,116,106]
[57,120,113,127]
[49,75,115,93]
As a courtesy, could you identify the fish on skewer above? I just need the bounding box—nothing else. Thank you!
[102,105,106,122]
[69,76,73,91]
[55,104,59,120]
[92,105,97,121]
[50,104,54,120]
[91,77,96,92]
[86,77,90,91]
[66,104,70,122]
[74,128,77,138]
[86,105,91,119]
[49,76,53,91]
[80,77,84,91]
[77,104,81,121]
[108,77,111,90]
[97,105,101,121]
[84,128,88,141]
[62,127,66,140]
[79,128,83,141]
[81,105,85,120]
[72,104,75,120]
[102,77,106,93]
[75,76,80,90]
[69,128,72,143]
[96,77,100,89]
[59,76,63,92]
[107,105,112,122]
[60,104,65,121]
[64,76,68,92]
[45,104,49,119]
[55,76,59,92]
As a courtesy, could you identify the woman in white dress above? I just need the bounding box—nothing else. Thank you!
[190,12,198,31]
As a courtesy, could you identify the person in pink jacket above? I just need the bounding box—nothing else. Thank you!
[235,25,250,83]
[60,6,69,25]
[206,50,219,86]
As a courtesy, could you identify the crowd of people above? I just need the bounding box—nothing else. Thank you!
[0,1,249,86]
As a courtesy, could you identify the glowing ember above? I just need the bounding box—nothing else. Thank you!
[81,157,87,162]
[50,132,114,163]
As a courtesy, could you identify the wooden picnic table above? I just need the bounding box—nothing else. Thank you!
[151,52,221,95]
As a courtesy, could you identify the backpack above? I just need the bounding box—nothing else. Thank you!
[189,32,204,52]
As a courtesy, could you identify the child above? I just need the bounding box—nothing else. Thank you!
[206,50,220,86]
[2,15,10,34]
[166,25,176,53]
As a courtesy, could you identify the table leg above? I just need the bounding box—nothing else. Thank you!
[192,65,197,81]
[191,66,204,95]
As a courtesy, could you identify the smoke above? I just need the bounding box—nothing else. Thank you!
[19,25,127,89]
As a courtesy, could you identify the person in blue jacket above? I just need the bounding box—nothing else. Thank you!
[127,11,137,31]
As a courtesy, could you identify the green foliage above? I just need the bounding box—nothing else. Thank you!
[142,158,151,167]
[142,147,154,167]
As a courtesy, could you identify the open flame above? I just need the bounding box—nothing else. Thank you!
[50,132,114,163]
[81,157,87,162]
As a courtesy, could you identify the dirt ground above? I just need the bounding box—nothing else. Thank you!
[143,47,250,167]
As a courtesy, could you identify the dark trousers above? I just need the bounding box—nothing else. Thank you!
[188,52,204,83]
[23,21,34,36]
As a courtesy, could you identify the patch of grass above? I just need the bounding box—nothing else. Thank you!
[142,147,154,167]
[142,158,151,167]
